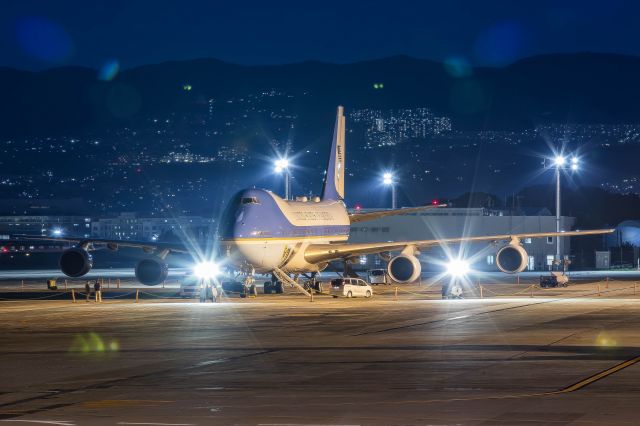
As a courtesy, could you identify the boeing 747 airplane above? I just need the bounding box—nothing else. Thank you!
[23,107,613,293]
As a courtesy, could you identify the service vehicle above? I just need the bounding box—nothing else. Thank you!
[179,275,201,298]
[367,269,389,285]
[330,277,373,298]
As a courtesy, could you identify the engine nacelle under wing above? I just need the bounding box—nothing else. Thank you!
[135,258,168,286]
[59,247,93,278]
[496,244,528,274]
[387,254,421,283]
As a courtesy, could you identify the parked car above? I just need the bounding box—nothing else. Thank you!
[367,269,389,285]
[330,277,373,298]
[179,275,201,298]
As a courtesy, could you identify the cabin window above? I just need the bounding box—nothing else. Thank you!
[241,197,259,204]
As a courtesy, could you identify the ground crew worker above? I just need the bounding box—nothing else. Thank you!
[211,284,219,303]
[199,281,207,303]
[441,282,450,299]
[85,281,91,302]
[94,280,102,303]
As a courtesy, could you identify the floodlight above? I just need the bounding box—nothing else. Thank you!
[553,156,566,167]
[193,261,219,279]
[446,259,470,277]
[382,172,393,185]
[274,158,289,173]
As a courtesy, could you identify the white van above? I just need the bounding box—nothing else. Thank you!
[330,278,373,298]
[367,269,388,285]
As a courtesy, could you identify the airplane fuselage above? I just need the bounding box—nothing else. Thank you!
[220,188,349,274]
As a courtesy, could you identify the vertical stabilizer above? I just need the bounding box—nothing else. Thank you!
[321,106,346,201]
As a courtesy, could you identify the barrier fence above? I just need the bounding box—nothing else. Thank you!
[1,279,638,303]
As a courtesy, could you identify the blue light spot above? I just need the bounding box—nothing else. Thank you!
[15,17,73,64]
[474,21,530,66]
[98,60,120,81]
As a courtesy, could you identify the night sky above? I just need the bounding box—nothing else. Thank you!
[1,0,639,71]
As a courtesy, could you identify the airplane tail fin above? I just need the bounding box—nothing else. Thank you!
[321,106,346,201]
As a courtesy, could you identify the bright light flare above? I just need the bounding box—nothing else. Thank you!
[570,156,579,171]
[446,259,470,277]
[382,172,394,185]
[274,158,289,173]
[52,228,63,236]
[553,155,566,167]
[193,261,220,279]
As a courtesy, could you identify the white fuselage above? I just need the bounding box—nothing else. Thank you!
[220,189,350,274]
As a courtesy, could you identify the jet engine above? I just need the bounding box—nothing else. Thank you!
[496,244,528,274]
[59,247,93,277]
[387,254,421,283]
[135,258,168,286]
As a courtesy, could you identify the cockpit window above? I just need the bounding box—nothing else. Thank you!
[241,197,259,204]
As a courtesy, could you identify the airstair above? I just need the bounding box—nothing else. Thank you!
[272,267,311,296]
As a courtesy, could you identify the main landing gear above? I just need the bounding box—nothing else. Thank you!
[263,273,284,294]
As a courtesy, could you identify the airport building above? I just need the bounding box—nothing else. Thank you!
[348,207,575,272]
[90,213,214,243]
[0,215,92,239]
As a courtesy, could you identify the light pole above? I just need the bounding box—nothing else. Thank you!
[382,172,397,209]
[274,158,290,200]
[550,155,579,268]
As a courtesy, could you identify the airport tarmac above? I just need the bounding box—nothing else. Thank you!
[1,267,639,288]
[1,289,640,425]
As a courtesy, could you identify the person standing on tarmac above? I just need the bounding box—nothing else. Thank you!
[94,280,102,303]
[199,281,207,303]
[85,281,91,302]
[211,283,219,303]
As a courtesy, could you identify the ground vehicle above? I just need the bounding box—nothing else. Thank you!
[539,272,569,288]
[179,275,201,298]
[441,282,464,299]
[330,277,373,298]
[367,269,388,285]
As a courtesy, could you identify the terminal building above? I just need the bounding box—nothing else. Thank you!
[348,207,575,272]
[0,215,92,239]
[90,213,214,243]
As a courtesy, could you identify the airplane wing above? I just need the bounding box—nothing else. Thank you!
[349,204,447,223]
[303,229,614,264]
[10,235,190,254]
